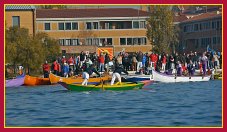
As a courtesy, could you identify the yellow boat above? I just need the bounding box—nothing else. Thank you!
[49,73,110,84]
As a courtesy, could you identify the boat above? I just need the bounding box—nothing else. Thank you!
[49,73,111,84]
[24,75,51,86]
[152,70,211,83]
[58,82,144,91]
[123,74,154,82]
[214,73,222,80]
[5,75,25,87]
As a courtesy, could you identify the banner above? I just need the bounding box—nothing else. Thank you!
[97,47,114,60]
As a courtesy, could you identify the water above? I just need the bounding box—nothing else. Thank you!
[5,80,222,127]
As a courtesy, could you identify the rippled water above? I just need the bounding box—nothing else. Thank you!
[5,80,222,127]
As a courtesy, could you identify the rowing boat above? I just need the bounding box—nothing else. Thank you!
[24,75,51,86]
[49,73,110,84]
[6,75,25,87]
[58,82,144,91]
[152,70,211,83]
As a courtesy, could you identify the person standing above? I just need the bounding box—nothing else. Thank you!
[98,54,105,72]
[43,61,50,78]
[161,54,167,71]
[136,51,143,73]
[201,52,208,75]
[111,64,128,85]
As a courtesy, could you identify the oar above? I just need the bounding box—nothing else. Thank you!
[101,79,105,91]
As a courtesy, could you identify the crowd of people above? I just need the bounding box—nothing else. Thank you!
[42,50,222,84]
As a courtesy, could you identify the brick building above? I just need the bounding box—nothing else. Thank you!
[36,8,152,55]
[5,5,36,36]
[179,11,222,53]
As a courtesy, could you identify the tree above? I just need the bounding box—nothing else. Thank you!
[146,6,179,54]
[5,27,60,76]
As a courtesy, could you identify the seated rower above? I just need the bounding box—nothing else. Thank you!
[111,64,128,85]
[82,64,100,86]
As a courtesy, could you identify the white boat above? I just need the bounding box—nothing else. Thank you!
[152,70,211,83]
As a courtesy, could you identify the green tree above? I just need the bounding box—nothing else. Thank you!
[146,5,179,54]
[35,32,60,62]
[5,27,60,76]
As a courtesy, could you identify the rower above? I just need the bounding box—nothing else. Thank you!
[111,64,128,85]
[82,64,100,86]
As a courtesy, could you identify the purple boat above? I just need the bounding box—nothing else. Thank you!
[6,75,25,87]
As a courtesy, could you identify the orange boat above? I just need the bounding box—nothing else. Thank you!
[49,73,110,84]
[24,75,51,86]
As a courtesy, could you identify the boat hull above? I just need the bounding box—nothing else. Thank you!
[49,73,110,84]
[59,82,144,91]
[152,70,211,83]
[24,75,51,86]
[124,74,154,82]
[6,76,25,87]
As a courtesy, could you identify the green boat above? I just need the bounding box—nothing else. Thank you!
[58,82,144,91]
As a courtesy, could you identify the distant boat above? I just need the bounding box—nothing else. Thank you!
[24,75,51,86]
[49,73,110,84]
[58,82,144,91]
[5,75,25,87]
[152,70,211,83]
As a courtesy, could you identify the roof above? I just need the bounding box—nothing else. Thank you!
[181,11,222,23]
[36,8,150,18]
[5,5,36,10]
[173,15,188,22]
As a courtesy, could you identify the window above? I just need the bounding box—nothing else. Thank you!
[86,38,93,45]
[59,39,64,46]
[195,39,200,48]
[201,38,211,48]
[133,38,138,45]
[12,16,20,27]
[45,23,51,30]
[133,21,139,29]
[72,22,78,30]
[140,38,147,45]
[213,37,217,44]
[58,23,64,30]
[72,39,79,45]
[217,21,221,30]
[65,39,71,46]
[93,22,99,29]
[140,21,146,28]
[127,38,133,45]
[106,38,112,45]
[86,22,92,30]
[65,23,71,30]
[120,38,126,45]
[105,23,110,29]
[194,24,199,31]
[93,38,99,46]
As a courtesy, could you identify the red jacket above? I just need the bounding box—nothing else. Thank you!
[43,63,50,72]
[162,56,167,64]
[53,61,58,71]
[99,56,105,64]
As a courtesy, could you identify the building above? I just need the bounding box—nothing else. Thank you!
[36,8,152,55]
[5,5,36,36]
[179,11,222,53]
